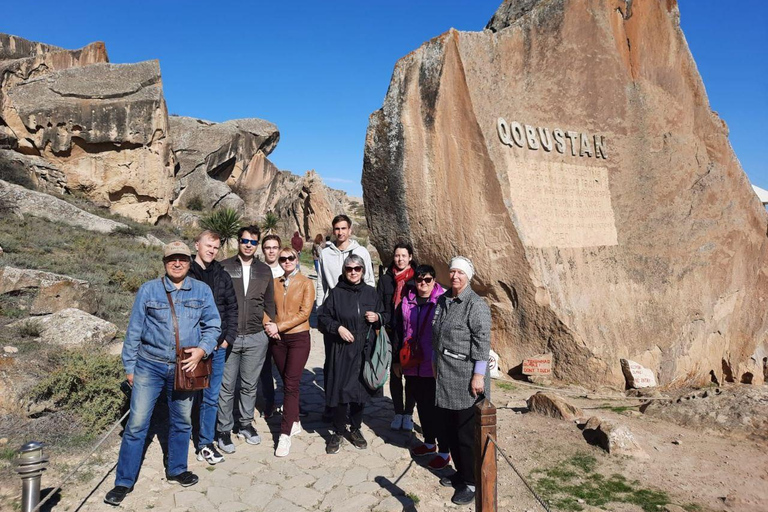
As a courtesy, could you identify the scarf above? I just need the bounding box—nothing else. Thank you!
[283,268,300,289]
[393,266,414,308]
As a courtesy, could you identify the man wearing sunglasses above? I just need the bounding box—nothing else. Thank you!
[217,225,276,453]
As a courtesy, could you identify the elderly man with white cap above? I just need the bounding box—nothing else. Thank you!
[105,241,221,506]
[431,256,492,506]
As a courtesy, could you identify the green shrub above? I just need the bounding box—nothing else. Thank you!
[186,195,205,211]
[16,319,42,338]
[201,208,241,247]
[29,349,126,434]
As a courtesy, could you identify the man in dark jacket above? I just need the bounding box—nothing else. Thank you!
[216,225,276,453]
[190,230,238,465]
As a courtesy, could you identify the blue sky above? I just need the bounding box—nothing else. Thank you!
[2,1,765,197]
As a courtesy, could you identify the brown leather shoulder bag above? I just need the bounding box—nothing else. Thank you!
[166,289,212,391]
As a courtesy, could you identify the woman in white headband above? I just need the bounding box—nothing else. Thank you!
[431,255,491,506]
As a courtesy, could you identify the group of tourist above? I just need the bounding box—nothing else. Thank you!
[104,214,491,508]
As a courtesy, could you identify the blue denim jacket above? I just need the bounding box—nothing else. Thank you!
[122,276,222,375]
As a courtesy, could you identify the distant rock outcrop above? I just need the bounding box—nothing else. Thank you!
[0,33,357,243]
[169,115,279,211]
[362,0,768,387]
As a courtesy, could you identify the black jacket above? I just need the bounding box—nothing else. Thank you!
[318,276,387,406]
[189,259,238,345]
[376,262,416,331]
[221,256,276,335]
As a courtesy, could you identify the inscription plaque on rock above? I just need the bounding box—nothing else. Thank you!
[522,353,553,376]
[620,359,657,389]
[504,160,618,248]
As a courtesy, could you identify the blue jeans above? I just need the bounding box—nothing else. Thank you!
[198,346,226,448]
[115,357,194,487]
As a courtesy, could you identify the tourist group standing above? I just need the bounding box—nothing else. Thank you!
[106,213,491,508]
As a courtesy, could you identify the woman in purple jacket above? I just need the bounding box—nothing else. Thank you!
[396,264,451,470]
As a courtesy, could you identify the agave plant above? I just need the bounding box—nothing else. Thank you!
[201,207,242,248]
[261,211,280,234]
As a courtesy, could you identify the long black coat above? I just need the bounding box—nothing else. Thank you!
[318,277,386,407]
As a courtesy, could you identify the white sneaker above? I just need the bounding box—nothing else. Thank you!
[402,414,414,431]
[390,414,403,430]
[275,434,291,457]
[290,421,302,437]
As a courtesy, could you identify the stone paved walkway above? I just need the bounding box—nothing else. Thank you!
[81,329,472,512]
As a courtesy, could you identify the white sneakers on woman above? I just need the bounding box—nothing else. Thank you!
[275,435,291,457]
[275,422,302,457]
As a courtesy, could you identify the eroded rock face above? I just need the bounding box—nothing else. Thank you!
[0,266,95,314]
[0,35,175,223]
[362,0,768,387]
[169,115,279,211]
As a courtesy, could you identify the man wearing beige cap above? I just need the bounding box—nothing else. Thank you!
[105,241,221,506]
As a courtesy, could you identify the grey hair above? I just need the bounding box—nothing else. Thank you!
[343,254,366,276]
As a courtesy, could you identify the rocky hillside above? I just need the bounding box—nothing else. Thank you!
[362,0,768,388]
[0,33,355,239]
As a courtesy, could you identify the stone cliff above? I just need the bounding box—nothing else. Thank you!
[362,0,768,387]
[0,34,354,236]
[0,34,175,223]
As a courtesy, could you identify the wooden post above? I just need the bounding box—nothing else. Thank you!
[475,398,497,512]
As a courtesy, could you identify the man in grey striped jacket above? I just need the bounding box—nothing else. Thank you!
[432,256,492,506]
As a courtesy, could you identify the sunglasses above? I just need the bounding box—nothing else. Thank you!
[278,255,297,263]
[345,266,363,273]
[240,238,259,246]
[415,276,434,284]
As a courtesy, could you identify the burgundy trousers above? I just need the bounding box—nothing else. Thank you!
[270,331,311,435]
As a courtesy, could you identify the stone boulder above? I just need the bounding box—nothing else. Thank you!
[0,266,95,315]
[526,391,583,421]
[169,115,279,211]
[0,178,130,233]
[582,416,648,458]
[10,308,117,346]
[1,34,175,223]
[362,0,768,387]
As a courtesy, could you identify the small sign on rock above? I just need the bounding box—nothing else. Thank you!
[522,353,553,376]
[620,359,657,388]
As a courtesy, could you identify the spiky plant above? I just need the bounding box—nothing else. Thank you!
[262,211,280,234]
[201,207,242,248]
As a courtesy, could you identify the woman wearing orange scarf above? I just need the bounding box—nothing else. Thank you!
[376,240,417,430]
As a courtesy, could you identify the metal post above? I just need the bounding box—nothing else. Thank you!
[475,398,497,512]
[15,441,48,512]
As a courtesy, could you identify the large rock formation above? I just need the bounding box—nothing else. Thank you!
[168,115,346,238]
[169,115,279,211]
[362,0,768,387]
[0,34,175,223]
